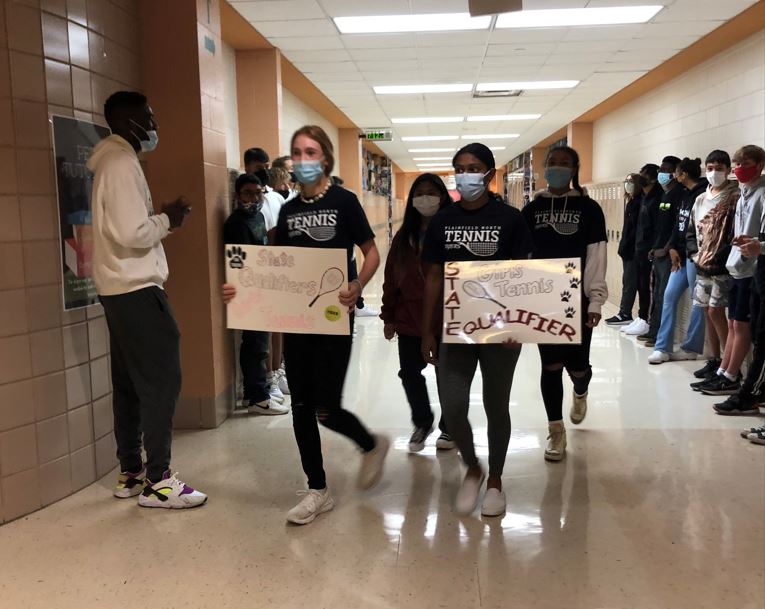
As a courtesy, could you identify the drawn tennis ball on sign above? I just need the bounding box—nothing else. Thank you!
[324,305,341,322]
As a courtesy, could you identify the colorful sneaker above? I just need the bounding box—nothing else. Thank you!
[408,426,433,453]
[247,398,289,415]
[359,434,390,489]
[286,488,334,525]
[606,313,632,325]
[570,391,588,424]
[436,432,456,450]
[544,421,567,462]
[113,465,146,498]
[713,393,760,415]
[694,358,721,379]
[138,472,207,509]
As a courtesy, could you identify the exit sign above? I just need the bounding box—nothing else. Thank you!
[361,129,393,142]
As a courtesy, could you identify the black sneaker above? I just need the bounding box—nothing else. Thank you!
[408,426,433,453]
[435,432,456,450]
[701,376,741,396]
[636,333,655,342]
[605,313,633,325]
[714,393,760,415]
[694,358,721,379]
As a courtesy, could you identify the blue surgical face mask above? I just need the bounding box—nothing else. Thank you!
[544,166,572,190]
[455,172,489,202]
[293,160,324,185]
[129,119,159,153]
[657,172,673,187]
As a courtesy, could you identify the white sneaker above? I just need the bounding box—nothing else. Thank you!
[456,469,485,515]
[669,350,699,361]
[267,373,285,403]
[435,432,456,450]
[545,421,567,461]
[276,369,290,395]
[355,305,379,318]
[624,318,649,336]
[286,488,334,525]
[570,392,587,425]
[620,318,639,333]
[138,472,207,509]
[359,434,390,489]
[481,488,506,517]
[648,350,670,365]
[113,466,146,498]
[247,398,289,415]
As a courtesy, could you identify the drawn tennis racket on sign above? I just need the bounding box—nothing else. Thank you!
[457,240,499,257]
[309,266,345,307]
[296,225,337,242]
[463,281,505,308]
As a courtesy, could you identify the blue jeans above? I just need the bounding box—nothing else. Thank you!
[655,260,706,354]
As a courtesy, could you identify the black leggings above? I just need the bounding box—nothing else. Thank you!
[283,323,375,490]
[636,253,652,321]
[397,335,447,432]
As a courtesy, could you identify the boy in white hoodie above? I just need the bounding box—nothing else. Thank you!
[87,91,207,508]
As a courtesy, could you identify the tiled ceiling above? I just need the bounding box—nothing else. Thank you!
[230,0,758,171]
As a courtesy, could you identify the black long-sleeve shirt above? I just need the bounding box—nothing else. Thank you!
[618,193,642,260]
[635,183,663,255]
[651,182,686,253]
[669,179,708,261]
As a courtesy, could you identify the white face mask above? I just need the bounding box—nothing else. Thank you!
[130,119,159,153]
[624,182,635,195]
[412,195,441,217]
[706,170,727,188]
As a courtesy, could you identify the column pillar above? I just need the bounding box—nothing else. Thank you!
[338,128,362,194]
[567,122,593,185]
[236,49,282,163]
[140,0,234,428]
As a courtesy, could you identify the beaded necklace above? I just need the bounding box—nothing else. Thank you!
[300,180,331,204]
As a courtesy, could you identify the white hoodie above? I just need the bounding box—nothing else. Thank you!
[86,134,170,296]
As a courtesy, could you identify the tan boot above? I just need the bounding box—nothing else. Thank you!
[545,421,567,462]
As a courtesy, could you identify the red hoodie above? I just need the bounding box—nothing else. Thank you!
[380,232,441,338]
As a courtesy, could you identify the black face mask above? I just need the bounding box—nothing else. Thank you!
[253,168,269,186]
[276,188,290,200]
[289,171,297,183]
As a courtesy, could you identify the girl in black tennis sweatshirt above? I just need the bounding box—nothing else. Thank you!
[521,146,608,462]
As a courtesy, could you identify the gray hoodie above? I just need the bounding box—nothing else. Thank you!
[725,175,765,279]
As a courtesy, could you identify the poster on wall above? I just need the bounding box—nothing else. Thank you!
[52,115,110,310]
[442,258,582,345]
[225,244,350,336]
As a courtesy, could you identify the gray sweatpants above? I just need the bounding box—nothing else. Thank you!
[438,343,521,478]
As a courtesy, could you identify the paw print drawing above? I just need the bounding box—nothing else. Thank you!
[565,261,577,274]
[560,290,572,302]
[227,246,246,270]
[564,306,576,319]
[569,277,581,289]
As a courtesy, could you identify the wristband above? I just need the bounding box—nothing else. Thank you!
[350,278,363,293]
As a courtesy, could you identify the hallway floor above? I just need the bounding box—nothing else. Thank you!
[1,231,763,608]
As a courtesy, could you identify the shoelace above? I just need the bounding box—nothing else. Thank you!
[295,490,325,509]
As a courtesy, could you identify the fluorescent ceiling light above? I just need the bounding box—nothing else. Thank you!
[489,147,506,151]
[374,84,473,95]
[476,81,578,91]
[417,163,453,167]
[401,135,460,142]
[460,134,519,140]
[467,114,541,122]
[413,157,453,161]
[335,13,491,34]
[408,148,456,153]
[391,116,463,124]
[496,6,662,29]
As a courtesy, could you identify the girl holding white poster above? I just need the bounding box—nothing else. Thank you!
[381,173,454,453]
[421,144,533,517]
[521,146,608,462]
[223,126,388,526]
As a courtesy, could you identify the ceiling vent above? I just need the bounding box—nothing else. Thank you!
[473,89,523,98]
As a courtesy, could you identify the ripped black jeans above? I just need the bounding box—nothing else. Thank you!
[283,319,375,490]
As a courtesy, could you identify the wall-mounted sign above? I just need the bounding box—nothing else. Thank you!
[52,115,110,310]
[361,128,393,142]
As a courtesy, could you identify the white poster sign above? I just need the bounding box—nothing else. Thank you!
[442,258,582,345]
[225,245,349,335]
